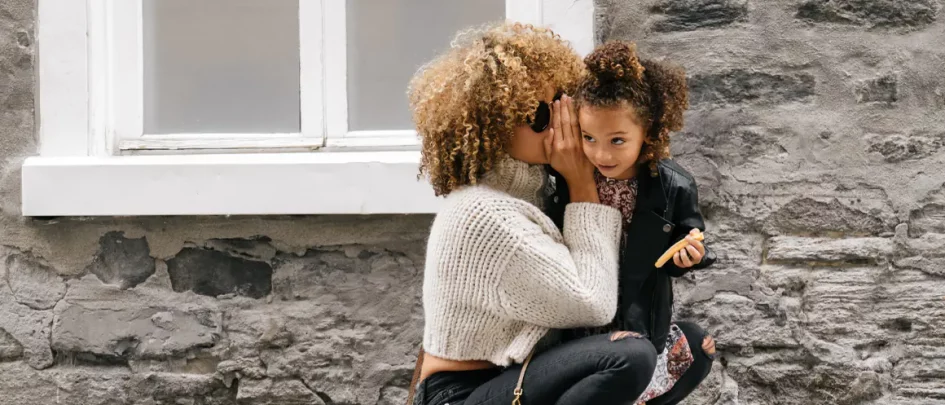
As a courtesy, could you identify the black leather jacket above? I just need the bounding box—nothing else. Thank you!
[547,160,717,352]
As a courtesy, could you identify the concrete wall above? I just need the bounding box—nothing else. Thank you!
[0,0,942,404]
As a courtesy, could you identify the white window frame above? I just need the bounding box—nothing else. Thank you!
[113,0,326,152]
[24,0,595,216]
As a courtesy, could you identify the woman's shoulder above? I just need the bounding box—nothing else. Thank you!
[435,185,553,234]
[442,184,544,213]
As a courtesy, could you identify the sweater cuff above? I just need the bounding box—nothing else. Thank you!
[563,202,623,244]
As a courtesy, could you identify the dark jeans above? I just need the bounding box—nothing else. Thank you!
[647,321,715,405]
[413,333,658,405]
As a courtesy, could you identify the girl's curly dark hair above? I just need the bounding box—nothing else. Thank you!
[574,41,688,174]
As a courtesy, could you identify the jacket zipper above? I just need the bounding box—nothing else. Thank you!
[649,283,658,346]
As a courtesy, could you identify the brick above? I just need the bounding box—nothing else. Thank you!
[52,276,221,360]
[895,232,945,276]
[3,252,66,310]
[675,126,787,166]
[236,379,324,405]
[855,75,899,103]
[650,0,749,32]
[689,70,816,106]
[797,0,939,29]
[0,289,53,369]
[764,198,892,236]
[867,132,945,163]
[909,203,945,236]
[765,236,894,264]
[0,328,22,361]
[166,248,272,299]
[87,231,156,289]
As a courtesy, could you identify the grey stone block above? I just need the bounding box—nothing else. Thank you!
[87,231,156,289]
[689,70,816,106]
[650,0,749,32]
[856,75,900,103]
[797,0,939,29]
[166,247,272,299]
[867,132,945,163]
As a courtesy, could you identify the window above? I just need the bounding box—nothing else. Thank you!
[142,0,303,136]
[25,0,595,216]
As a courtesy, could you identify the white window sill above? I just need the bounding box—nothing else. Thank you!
[21,151,442,216]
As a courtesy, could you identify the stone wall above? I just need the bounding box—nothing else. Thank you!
[597,0,945,403]
[0,216,431,405]
[1,0,943,404]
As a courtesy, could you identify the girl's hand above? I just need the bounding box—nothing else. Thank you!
[672,229,706,268]
[702,335,716,356]
[545,95,598,203]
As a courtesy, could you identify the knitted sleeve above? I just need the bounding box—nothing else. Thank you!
[495,202,623,328]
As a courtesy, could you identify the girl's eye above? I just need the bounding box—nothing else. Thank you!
[583,135,595,143]
[611,138,626,145]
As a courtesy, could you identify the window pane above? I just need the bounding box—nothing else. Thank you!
[346,0,505,131]
[143,0,300,134]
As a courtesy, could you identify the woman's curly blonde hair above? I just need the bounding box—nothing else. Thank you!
[408,22,585,196]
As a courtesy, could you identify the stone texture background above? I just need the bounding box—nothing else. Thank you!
[597,0,945,403]
[1,0,943,404]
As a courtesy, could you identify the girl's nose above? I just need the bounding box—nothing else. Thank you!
[593,150,613,164]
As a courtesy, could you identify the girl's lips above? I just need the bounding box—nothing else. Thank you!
[597,164,618,171]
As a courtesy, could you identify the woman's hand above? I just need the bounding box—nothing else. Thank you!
[672,229,706,268]
[546,95,598,203]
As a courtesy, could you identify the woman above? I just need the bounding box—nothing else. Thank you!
[407,23,657,404]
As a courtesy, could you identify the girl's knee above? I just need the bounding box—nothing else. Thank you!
[675,322,715,358]
[610,336,658,391]
[674,321,706,340]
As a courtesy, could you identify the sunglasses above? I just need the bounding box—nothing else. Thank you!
[527,92,563,133]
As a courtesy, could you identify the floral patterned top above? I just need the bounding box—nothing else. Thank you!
[595,171,639,229]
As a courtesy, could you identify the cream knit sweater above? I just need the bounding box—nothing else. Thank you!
[422,158,623,367]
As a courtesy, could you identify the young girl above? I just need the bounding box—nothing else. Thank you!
[548,41,718,405]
